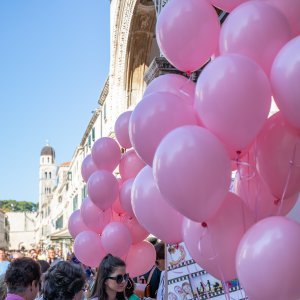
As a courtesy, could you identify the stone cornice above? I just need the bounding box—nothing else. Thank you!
[98,78,109,106]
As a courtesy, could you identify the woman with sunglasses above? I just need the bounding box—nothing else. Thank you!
[90,254,129,300]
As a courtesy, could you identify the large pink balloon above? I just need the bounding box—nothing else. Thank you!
[153,126,231,222]
[68,210,89,239]
[195,54,271,156]
[183,192,255,281]
[119,150,146,181]
[235,171,298,221]
[87,170,119,210]
[114,111,133,149]
[119,179,134,217]
[101,222,132,258]
[132,166,183,244]
[129,92,197,166]
[271,36,300,129]
[208,0,250,12]
[126,241,156,278]
[121,215,149,245]
[143,74,196,106]
[256,112,300,199]
[236,217,300,300]
[156,0,220,72]
[73,231,105,268]
[91,137,121,172]
[220,1,292,75]
[80,197,112,234]
[81,154,98,183]
[259,0,300,36]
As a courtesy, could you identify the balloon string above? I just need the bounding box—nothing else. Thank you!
[192,264,211,300]
[277,142,300,215]
[221,280,230,300]
[177,72,194,100]
[235,148,260,222]
[205,226,232,299]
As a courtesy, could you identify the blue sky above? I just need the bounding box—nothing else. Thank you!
[0,0,110,202]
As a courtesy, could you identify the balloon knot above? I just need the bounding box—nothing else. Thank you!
[274,198,280,205]
[201,222,208,228]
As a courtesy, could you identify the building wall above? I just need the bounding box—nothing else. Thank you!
[0,210,9,249]
[7,212,36,250]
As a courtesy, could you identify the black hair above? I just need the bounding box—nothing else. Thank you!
[42,261,85,300]
[90,254,126,300]
[37,260,50,274]
[125,277,135,298]
[155,242,165,260]
[5,257,41,293]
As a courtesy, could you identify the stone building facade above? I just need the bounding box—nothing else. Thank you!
[6,212,36,250]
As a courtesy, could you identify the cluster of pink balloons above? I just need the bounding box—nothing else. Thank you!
[69,0,300,298]
[68,135,155,277]
[154,0,300,299]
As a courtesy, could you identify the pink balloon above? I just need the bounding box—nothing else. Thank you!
[68,210,89,239]
[80,197,112,234]
[256,112,300,199]
[114,111,133,149]
[73,231,105,268]
[119,179,134,217]
[220,1,292,75]
[87,170,119,210]
[112,179,127,215]
[126,241,156,278]
[101,222,132,257]
[81,154,98,183]
[156,0,220,72]
[153,126,231,222]
[183,192,255,281]
[208,0,250,12]
[119,150,146,181]
[121,215,149,245]
[132,166,184,244]
[234,171,298,221]
[236,217,300,300]
[129,92,197,166]
[91,137,121,172]
[259,0,300,36]
[143,74,196,105]
[112,197,127,216]
[195,54,271,156]
[271,36,300,129]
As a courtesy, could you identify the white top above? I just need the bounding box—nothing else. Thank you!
[156,271,165,300]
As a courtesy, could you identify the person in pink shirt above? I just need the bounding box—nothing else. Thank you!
[4,258,41,300]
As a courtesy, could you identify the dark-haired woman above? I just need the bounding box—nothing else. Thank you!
[125,277,139,300]
[90,254,129,300]
[40,261,85,300]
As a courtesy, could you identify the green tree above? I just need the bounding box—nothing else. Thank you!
[0,200,37,212]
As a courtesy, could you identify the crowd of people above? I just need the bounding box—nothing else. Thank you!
[0,239,166,300]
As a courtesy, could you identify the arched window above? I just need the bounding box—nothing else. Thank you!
[45,172,47,179]
[49,172,51,179]
[47,157,50,163]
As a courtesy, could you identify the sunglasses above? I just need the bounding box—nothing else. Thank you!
[107,273,129,284]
